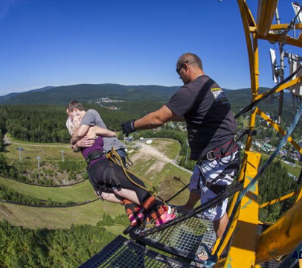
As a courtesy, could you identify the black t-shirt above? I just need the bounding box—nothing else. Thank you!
[165,75,237,160]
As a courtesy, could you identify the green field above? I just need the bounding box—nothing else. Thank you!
[4,134,81,162]
[150,138,181,160]
[0,177,96,202]
[0,138,192,230]
[0,200,124,229]
[260,153,301,177]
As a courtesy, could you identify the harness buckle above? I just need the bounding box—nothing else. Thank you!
[206,151,216,161]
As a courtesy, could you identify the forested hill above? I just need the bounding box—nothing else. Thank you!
[0,83,292,109]
[0,84,180,105]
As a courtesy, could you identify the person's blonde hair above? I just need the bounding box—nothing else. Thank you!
[66,117,75,136]
[66,114,82,136]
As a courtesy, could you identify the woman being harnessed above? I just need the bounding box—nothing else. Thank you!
[67,115,175,227]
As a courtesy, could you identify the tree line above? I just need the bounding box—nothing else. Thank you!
[0,154,88,185]
[258,160,299,222]
[0,103,142,144]
[0,215,127,268]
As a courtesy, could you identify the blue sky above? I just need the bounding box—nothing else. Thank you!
[0,0,300,96]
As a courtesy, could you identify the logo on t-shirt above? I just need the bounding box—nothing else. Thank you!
[211,88,229,104]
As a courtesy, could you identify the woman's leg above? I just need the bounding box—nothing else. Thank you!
[111,164,175,224]
[99,192,122,203]
[113,188,140,204]
[90,159,175,225]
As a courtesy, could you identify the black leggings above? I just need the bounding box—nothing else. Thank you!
[89,158,151,204]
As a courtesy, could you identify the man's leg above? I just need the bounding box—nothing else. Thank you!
[177,164,201,212]
[177,190,200,212]
[213,212,229,238]
[197,151,240,260]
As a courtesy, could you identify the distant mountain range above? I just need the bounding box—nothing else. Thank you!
[0,83,292,113]
[0,84,181,105]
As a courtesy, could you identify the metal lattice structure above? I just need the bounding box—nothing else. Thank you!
[133,216,216,263]
[79,235,196,268]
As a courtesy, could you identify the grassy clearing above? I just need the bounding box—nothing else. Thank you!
[128,160,191,206]
[260,154,301,177]
[0,176,96,202]
[156,163,192,206]
[0,200,125,229]
[151,139,180,160]
[0,136,191,230]
[4,134,81,162]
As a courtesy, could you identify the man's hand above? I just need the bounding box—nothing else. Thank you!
[121,120,136,136]
[77,137,95,147]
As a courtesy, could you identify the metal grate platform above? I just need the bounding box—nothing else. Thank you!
[79,235,196,268]
[131,215,216,264]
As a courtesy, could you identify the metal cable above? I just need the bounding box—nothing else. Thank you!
[235,64,302,119]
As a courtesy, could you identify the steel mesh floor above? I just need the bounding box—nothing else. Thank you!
[134,216,216,262]
[79,235,195,268]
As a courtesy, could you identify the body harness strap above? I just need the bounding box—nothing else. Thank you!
[86,150,105,165]
[201,137,238,161]
[102,161,121,190]
[198,138,239,195]
[105,148,166,206]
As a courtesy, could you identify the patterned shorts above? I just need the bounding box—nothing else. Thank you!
[189,151,240,221]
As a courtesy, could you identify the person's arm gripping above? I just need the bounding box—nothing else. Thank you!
[134,105,177,129]
[70,124,90,145]
[86,126,116,139]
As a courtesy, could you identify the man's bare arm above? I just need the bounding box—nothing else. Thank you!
[85,126,116,139]
[134,105,179,129]
[71,125,90,145]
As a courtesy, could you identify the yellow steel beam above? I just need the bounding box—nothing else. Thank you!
[259,191,298,209]
[256,198,302,263]
[258,33,302,48]
[237,0,257,96]
[296,187,302,203]
[242,0,256,27]
[217,151,261,267]
[253,34,259,96]
[250,23,302,33]
[254,76,302,101]
[270,23,302,31]
[255,107,302,153]
[256,0,278,36]
[245,108,257,156]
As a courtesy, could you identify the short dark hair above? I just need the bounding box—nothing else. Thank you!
[65,100,84,112]
[177,53,203,70]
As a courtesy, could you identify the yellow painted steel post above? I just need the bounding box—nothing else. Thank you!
[256,0,278,36]
[256,198,302,264]
[237,0,256,93]
[217,151,261,268]
[228,0,258,228]
[295,186,302,203]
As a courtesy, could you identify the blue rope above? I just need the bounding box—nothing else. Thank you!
[209,103,302,266]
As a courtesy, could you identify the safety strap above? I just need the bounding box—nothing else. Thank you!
[106,148,167,206]
[103,162,121,189]
[86,150,104,165]
[200,138,238,161]
[141,196,165,221]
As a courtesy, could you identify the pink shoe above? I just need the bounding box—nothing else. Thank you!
[128,213,144,226]
[155,211,176,226]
